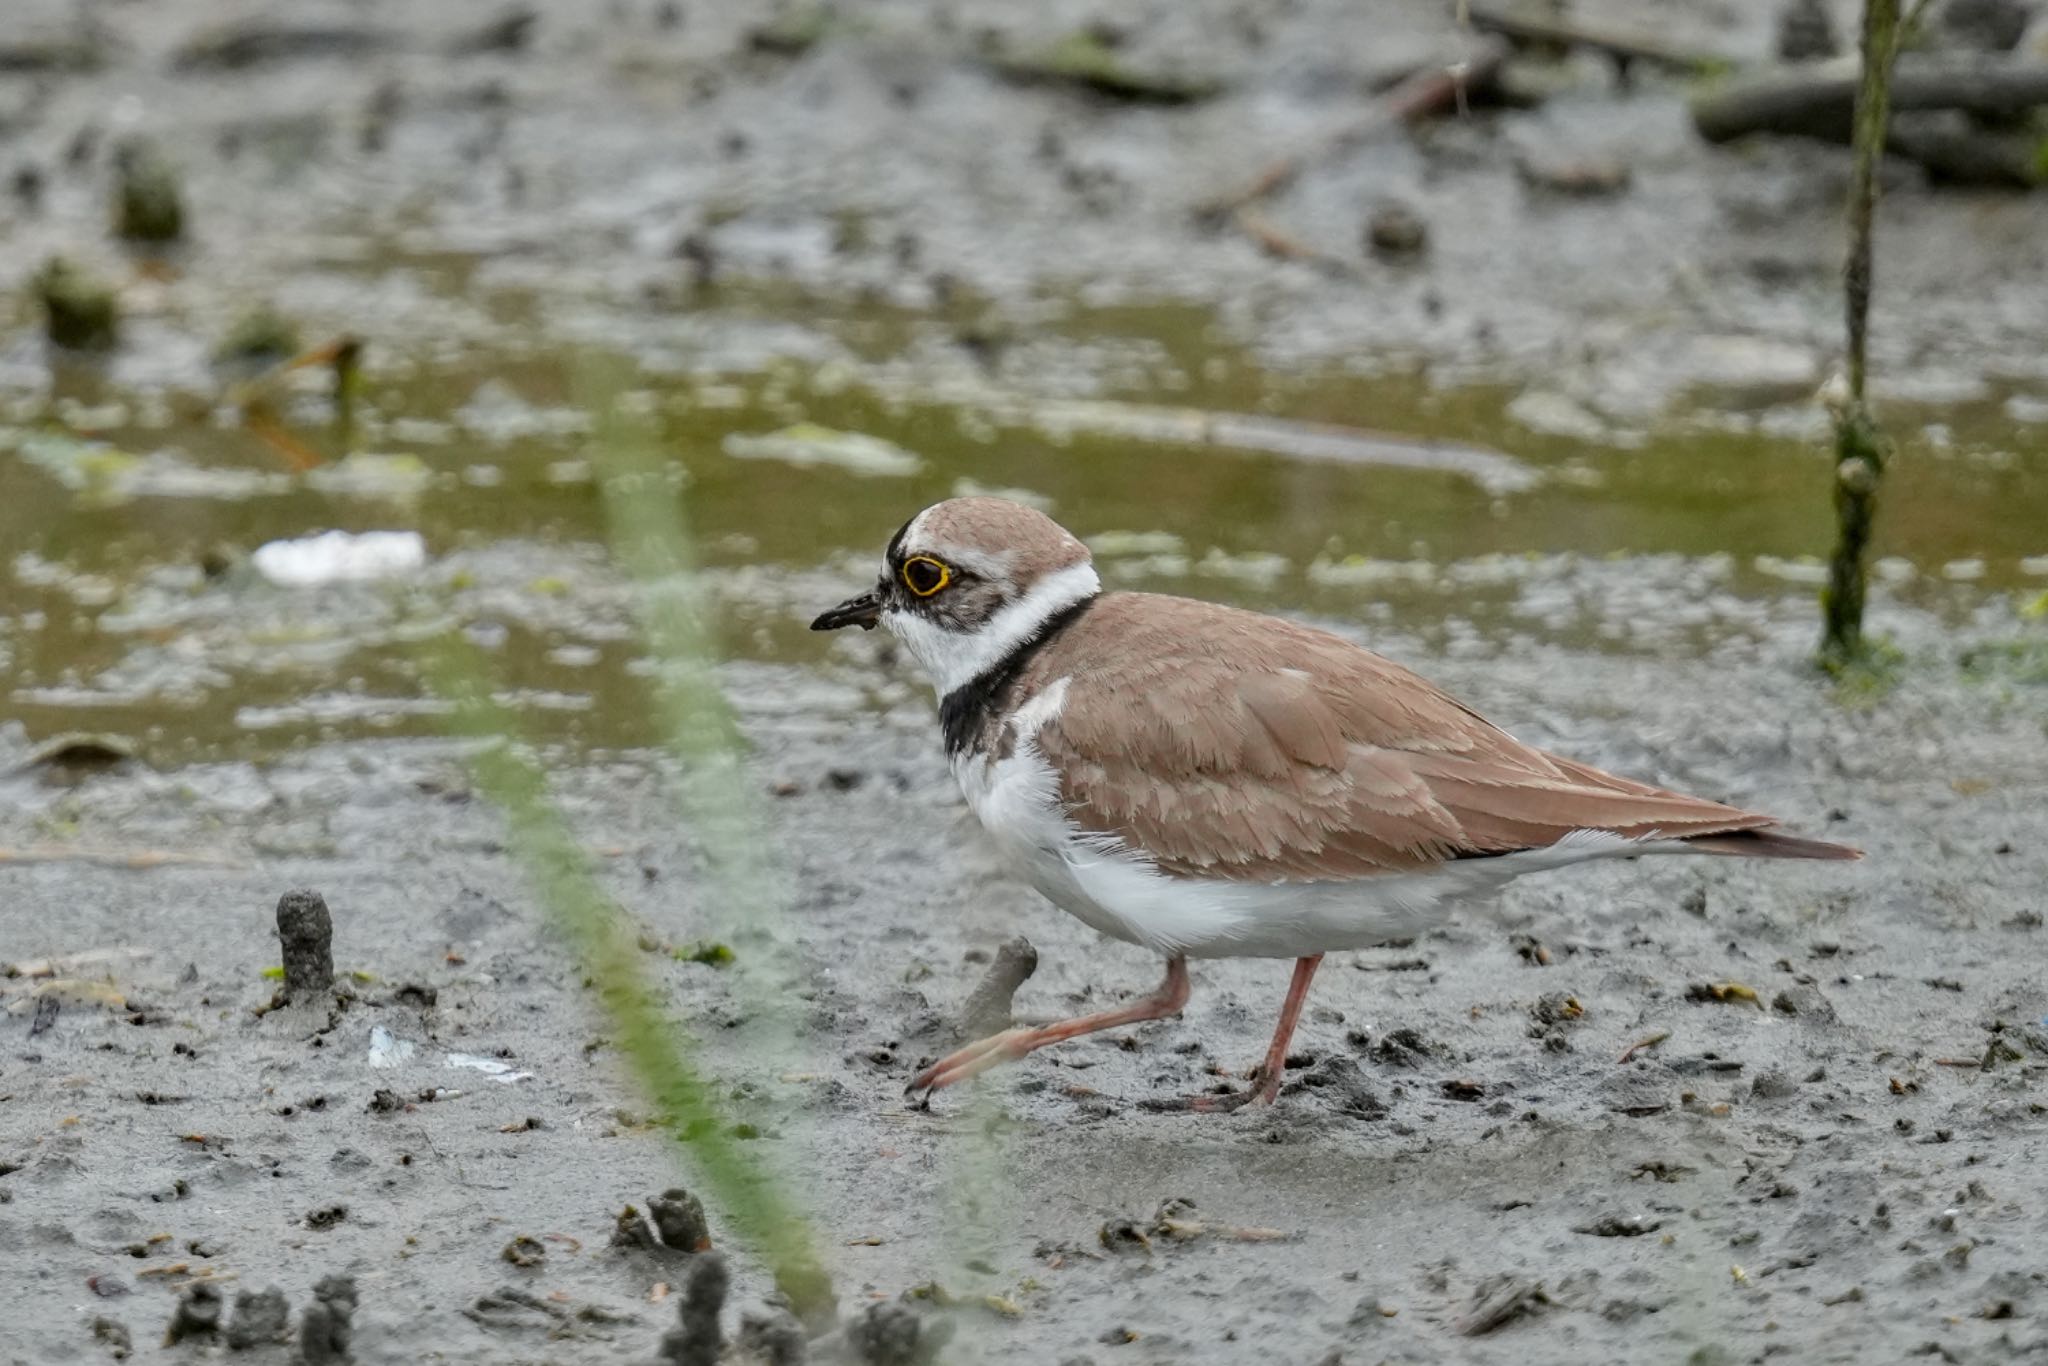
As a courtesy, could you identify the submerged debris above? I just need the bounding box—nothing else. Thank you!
[34,257,118,351]
[215,307,301,369]
[112,139,184,244]
[20,732,136,777]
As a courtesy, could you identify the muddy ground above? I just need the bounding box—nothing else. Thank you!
[4,1,2048,1363]
[5,616,2048,1365]
[3,0,2048,408]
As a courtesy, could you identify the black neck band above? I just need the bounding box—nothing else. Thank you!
[938,594,1099,757]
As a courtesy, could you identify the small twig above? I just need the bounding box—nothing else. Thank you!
[242,410,326,473]
[1233,208,1355,274]
[1194,38,1508,220]
[1618,1030,1671,1064]
[0,846,246,870]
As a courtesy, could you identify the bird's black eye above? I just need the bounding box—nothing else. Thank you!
[901,555,951,597]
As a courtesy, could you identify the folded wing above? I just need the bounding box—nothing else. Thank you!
[1031,599,1849,882]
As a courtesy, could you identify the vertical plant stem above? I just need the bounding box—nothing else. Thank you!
[420,639,834,1323]
[1820,0,1900,670]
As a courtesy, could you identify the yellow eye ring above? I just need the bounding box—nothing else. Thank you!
[901,555,952,597]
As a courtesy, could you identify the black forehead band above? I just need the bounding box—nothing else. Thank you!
[883,514,916,569]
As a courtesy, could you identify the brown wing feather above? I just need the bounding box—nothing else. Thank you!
[1026,593,1812,883]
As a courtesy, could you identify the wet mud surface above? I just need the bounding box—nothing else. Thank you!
[6,619,2047,1363]
[4,0,2048,1362]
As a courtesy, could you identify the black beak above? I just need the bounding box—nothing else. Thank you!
[811,587,883,632]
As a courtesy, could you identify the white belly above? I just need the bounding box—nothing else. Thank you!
[950,742,1625,960]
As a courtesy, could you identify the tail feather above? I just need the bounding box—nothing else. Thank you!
[1682,828,1862,861]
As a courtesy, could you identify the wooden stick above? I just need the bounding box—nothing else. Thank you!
[1691,56,2048,144]
[1467,2,1724,74]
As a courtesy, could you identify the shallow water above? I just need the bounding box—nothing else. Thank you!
[4,284,2046,765]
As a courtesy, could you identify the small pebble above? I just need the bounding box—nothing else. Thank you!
[1365,203,1427,258]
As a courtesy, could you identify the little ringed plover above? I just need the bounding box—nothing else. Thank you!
[813,497,1859,1111]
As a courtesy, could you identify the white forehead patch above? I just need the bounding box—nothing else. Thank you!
[884,560,1101,696]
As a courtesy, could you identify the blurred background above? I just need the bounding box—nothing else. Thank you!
[1,0,2043,767]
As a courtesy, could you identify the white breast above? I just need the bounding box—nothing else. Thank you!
[953,686,1667,960]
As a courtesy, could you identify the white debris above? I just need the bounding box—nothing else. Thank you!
[1753,554,1829,585]
[2005,394,2048,425]
[722,424,923,476]
[368,1025,416,1069]
[1505,390,1608,442]
[444,1052,534,1084]
[252,530,427,587]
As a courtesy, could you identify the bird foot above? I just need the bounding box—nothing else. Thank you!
[905,1026,1036,1099]
[1138,1063,1281,1113]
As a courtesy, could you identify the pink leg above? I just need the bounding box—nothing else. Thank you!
[909,957,1190,1097]
[1152,954,1323,1113]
